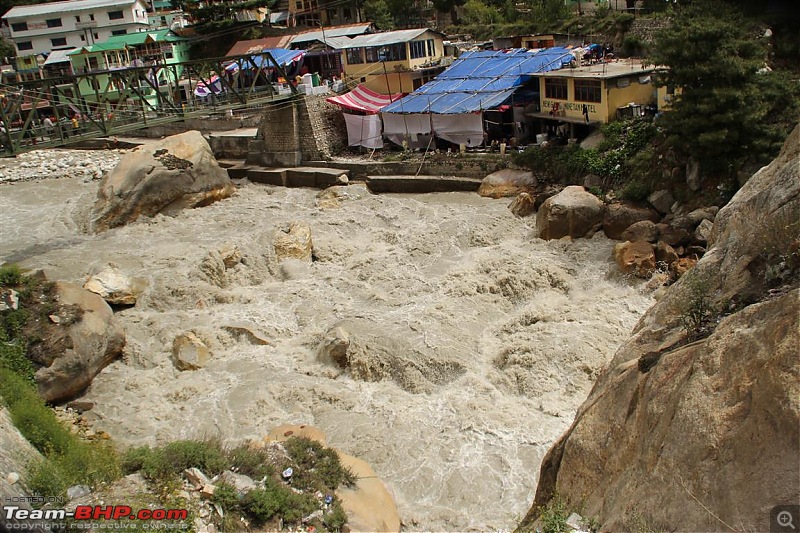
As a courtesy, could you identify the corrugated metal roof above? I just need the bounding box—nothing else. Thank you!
[318,36,352,50]
[3,0,139,19]
[334,28,431,49]
[44,48,76,64]
[226,36,293,57]
[67,42,127,54]
[290,22,372,44]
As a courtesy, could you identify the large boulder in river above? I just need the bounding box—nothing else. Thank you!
[91,131,235,232]
[536,186,604,240]
[519,124,800,532]
[477,169,537,198]
[36,282,126,402]
[602,201,660,240]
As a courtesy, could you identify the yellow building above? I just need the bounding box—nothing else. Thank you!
[339,28,450,94]
[528,59,657,135]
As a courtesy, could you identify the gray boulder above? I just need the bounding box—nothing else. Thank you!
[477,169,537,198]
[536,186,604,240]
[91,131,235,232]
[36,282,126,402]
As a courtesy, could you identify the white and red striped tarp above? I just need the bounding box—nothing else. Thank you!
[326,84,404,115]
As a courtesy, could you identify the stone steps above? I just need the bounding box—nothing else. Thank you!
[224,164,483,194]
[365,175,482,194]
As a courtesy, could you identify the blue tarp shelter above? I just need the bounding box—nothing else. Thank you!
[380,47,573,147]
[382,47,573,115]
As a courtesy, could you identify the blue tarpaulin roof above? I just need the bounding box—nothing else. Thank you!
[251,48,306,68]
[382,47,574,114]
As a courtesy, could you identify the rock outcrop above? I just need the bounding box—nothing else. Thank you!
[83,264,146,305]
[91,131,235,232]
[519,125,800,532]
[536,186,604,240]
[35,282,126,402]
[477,169,538,198]
[0,407,45,530]
[274,221,314,262]
[602,201,660,240]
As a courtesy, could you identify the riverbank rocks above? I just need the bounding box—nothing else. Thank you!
[274,221,314,262]
[647,189,675,215]
[509,192,536,217]
[536,186,604,240]
[336,449,402,533]
[91,131,235,232]
[171,332,211,371]
[477,169,537,198]
[603,202,660,240]
[83,264,146,305]
[613,240,656,278]
[620,220,659,243]
[520,124,800,533]
[35,281,126,402]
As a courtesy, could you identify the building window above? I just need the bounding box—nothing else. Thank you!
[93,32,99,39]
[409,40,426,59]
[51,37,67,47]
[111,29,127,35]
[544,77,567,100]
[346,48,363,65]
[364,47,379,63]
[370,43,406,63]
[108,10,124,20]
[90,14,95,20]
[17,41,33,51]
[46,18,62,27]
[426,39,435,56]
[75,15,81,22]
[11,22,28,32]
[574,79,601,102]
[164,51,173,59]
[80,34,85,41]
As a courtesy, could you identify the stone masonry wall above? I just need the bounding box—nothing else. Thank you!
[628,17,672,45]
[303,94,347,160]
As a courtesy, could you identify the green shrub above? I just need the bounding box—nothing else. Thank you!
[323,500,349,532]
[121,446,155,474]
[0,339,35,384]
[139,439,228,481]
[620,180,652,202]
[283,437,356,491]
[676,271,719,340]
[539,495,569,533]
[0,264,24,287]
[211,482,241,512]
[240,476,316,525]
[227,444,275,480]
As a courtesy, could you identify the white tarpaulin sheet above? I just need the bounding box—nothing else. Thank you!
[344,113,384,149]
[381,113,431,148]
[431,113,484,147]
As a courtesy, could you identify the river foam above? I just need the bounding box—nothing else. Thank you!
[0,173,653,531]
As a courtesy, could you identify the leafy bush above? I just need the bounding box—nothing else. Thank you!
[676,271,719,340]
[539,495,569,533]
[134,439,228,481]
[0,264,24,287]
[283,437,357,491]
[620,180,652,202]
[227,444,275,480]
[241,477,316,525]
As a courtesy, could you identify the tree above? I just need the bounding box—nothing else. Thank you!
[362,0,395,29]
[647,1,777,178]
[462,0,502,25]
[432,0,466,24]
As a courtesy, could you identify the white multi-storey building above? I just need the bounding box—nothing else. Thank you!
[2,0,150,57]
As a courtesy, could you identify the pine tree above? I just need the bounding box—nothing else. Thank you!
[648,1,771,177]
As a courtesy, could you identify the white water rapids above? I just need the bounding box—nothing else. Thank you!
[0,156,654,531]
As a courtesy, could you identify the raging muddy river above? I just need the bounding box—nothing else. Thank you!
[0,157,653,531]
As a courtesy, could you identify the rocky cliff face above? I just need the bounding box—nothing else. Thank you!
[520,124,800,532]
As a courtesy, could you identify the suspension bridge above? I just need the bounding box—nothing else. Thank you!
[0,51,298,156]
